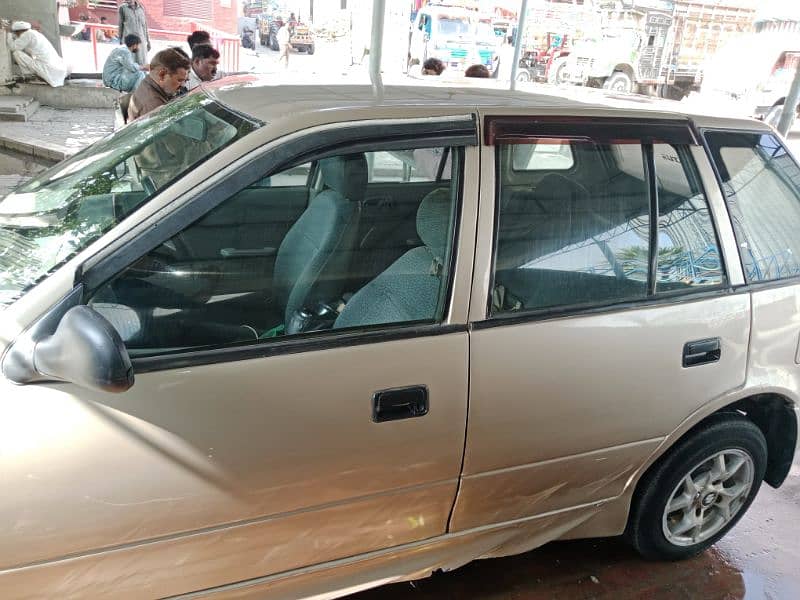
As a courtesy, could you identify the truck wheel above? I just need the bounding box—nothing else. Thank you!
[604,71,633,93]
[548,57,569,85]
[625,414,766,561]
[307,44,315,55]
[516,70,531,82]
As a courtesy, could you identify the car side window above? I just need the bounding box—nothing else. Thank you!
[491,138,723,316]
[367,149,451,182]
[705,131,800,282]
[89,146,462,357]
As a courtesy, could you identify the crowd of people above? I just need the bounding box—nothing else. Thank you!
[116,29,222,121]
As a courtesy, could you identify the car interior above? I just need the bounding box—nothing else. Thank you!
[90,147,460,354]
[492,140,724,314]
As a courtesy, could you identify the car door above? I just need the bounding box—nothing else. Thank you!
[450,116,751,533]
[0,118,479,598]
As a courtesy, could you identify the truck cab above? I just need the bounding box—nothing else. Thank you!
[408,2,500,77]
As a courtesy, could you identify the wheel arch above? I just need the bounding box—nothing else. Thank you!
[612,63,636,80]
[563,390,797,541]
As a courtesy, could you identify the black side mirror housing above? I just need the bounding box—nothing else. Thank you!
[3,301,134,393]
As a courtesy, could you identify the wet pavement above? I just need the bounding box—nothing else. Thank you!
[351,460,800,600]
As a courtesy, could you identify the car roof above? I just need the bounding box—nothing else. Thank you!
[205,76,771,134]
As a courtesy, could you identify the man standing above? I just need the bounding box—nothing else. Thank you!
[186,45,221,91]
[119,0,150,65]
[7,22,67,87]
[277,23,291,69]
[103,34,148,92]
[128,47,190,120]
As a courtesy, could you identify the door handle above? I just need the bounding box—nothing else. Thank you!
[372,386,428,423]
[683,337,721,367]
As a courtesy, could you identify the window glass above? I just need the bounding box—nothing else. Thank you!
[512,141,574,171]
[492,139,723,315]
[706,131,800,282]
[367,149,450,182]
[654,144,724,291]
[494,142,649,313]
[266,162,312,187]
[0,95,258,309]
[90,147,461,356]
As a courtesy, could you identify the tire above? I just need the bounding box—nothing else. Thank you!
[307,44,315,55]
[547,57,569,85]
[625,414,767,561]
[516,70,531,82]
[604,70,634,94]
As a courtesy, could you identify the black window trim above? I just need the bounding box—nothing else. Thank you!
[76,118,476,372]
[483,119,730,325]
[700,126,800,288]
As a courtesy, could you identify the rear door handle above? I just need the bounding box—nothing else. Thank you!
[372,386,428,423]
[683,337,721,367]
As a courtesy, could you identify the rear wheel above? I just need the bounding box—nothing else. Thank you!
[548,57,569,85]
[625,414,767,561]
[307,44,315,55]
[604,70,633,93]
[516,70,531,82]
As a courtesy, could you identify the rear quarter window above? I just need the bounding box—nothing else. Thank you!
[705,131,800,282]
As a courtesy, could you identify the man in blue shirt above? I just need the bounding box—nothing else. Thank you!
[102,34,148,92]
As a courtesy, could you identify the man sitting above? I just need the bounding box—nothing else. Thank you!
[103,34,149,93]
[186,44,221,91]
[128,47,190,120]
[7,21,67,87]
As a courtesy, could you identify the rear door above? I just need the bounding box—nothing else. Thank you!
[450,117,750,532]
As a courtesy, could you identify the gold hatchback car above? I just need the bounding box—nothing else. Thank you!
[1,81,798,599]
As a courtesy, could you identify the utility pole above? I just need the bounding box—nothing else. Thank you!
[778,64,800,137]
[510,0,530,90]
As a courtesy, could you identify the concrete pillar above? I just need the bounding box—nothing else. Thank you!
[0,32,14,84]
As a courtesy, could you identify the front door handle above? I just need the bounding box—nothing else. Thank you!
[372,386,428,423]
[683,337,721,367]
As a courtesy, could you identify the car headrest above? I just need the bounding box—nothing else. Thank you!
[319,153,368,203]
[416,188,452,262]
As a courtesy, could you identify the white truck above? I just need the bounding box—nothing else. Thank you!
[407,2,501,77]
[561,0,674,94]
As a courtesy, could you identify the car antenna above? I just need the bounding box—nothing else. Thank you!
[510,0,531,92]
[370,0,386,101]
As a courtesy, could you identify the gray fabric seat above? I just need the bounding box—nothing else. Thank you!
[334,188,452,329]
[273,153,367,325]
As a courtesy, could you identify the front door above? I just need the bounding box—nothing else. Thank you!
[451,118,750,533]
[1,123,478,597]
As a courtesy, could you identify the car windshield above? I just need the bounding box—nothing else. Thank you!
[0,93,259,309]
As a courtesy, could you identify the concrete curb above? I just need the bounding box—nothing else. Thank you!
[0,133,68,162]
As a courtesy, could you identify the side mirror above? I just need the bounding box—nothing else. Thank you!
[25,306,134,393]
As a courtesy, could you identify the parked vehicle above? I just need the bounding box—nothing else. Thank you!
[699,32,800,127]
[561,1,674,94]
[408,2,500,77]
[517,33,571,84]
[1,81,799,599]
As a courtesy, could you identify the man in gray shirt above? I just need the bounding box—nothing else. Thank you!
[118,0,150,65]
